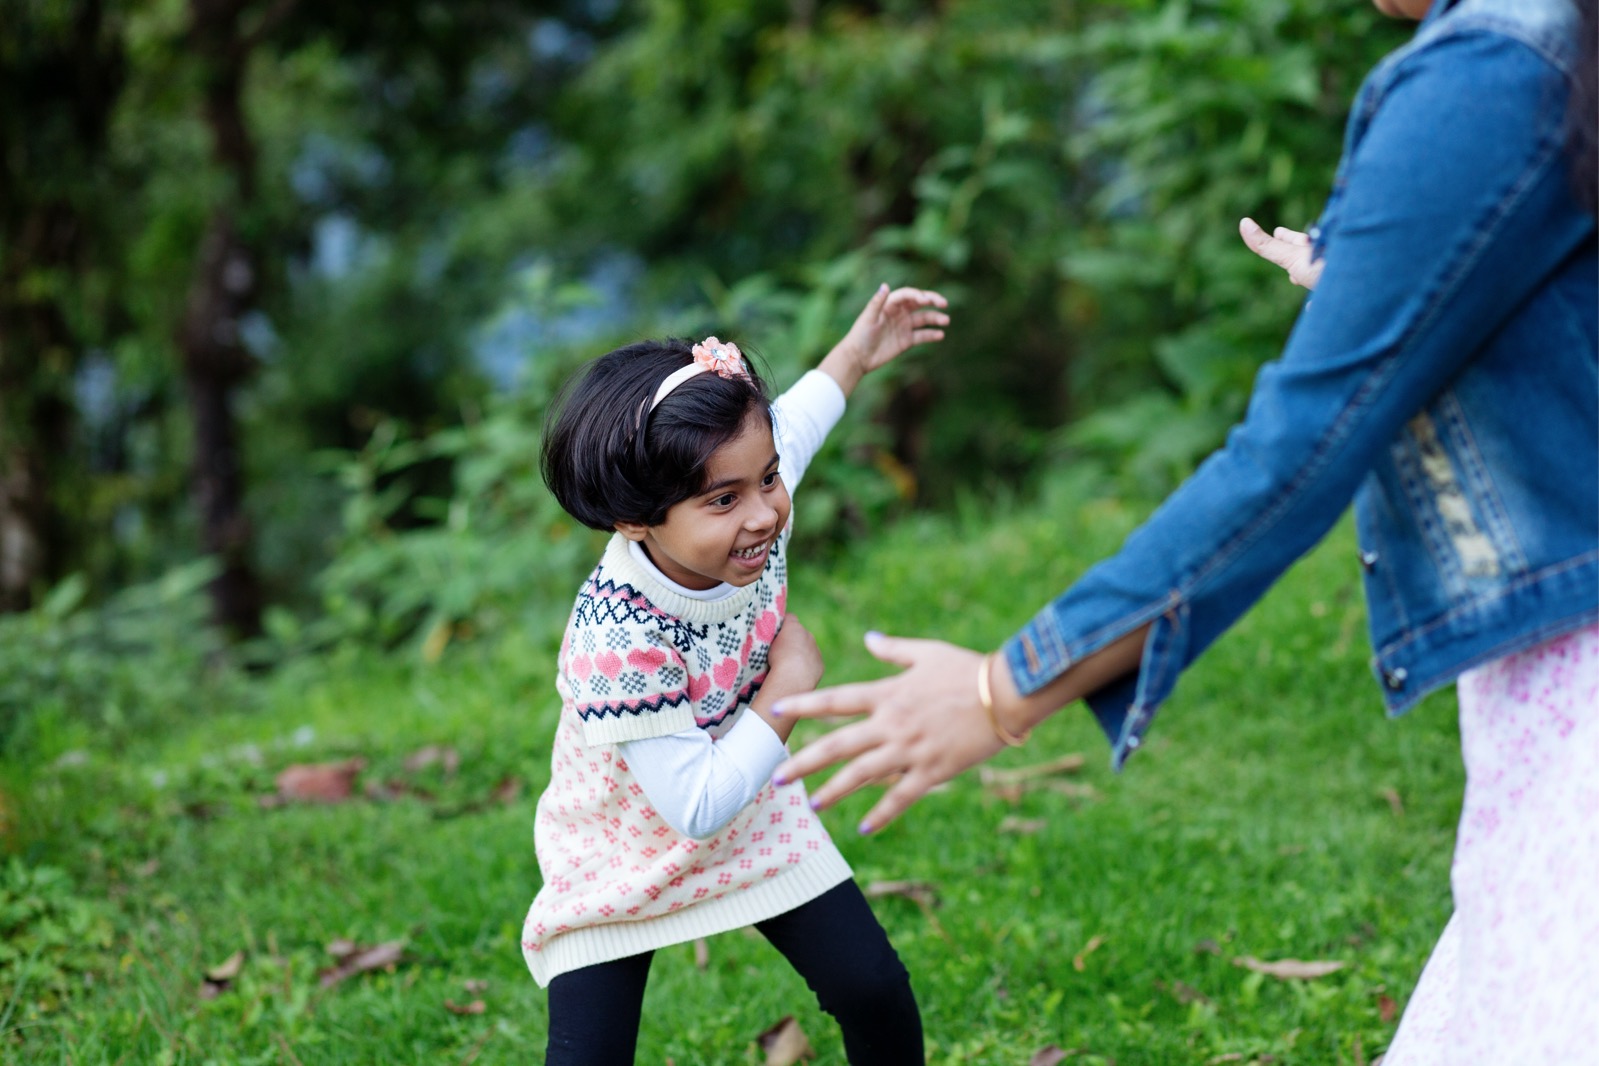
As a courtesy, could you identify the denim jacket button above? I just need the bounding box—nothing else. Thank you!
[1383,667,1408,690]
[1359,549,1380,571]
[1126,734,1142,750]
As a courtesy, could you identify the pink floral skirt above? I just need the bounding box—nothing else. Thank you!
[1384,622,1599,1064]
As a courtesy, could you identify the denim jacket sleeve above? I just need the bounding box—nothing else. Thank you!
[1003,27,1594,769]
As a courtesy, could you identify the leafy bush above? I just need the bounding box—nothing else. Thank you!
[1058,0,1406,490]
[0,859,115,1033]
[317,395,605,655]
[0,563,246,756]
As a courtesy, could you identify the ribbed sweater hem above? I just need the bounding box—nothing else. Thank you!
[523,846,852,987]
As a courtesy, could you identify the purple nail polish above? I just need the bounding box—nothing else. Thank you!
[857,821,873,835]
[809,797,822,810]
[772,775,787,787]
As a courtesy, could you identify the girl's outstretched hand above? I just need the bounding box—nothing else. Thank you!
[819,285,950,396]
[771,631,1006,834]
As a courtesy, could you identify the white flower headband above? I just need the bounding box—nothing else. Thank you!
[648,337,751,411]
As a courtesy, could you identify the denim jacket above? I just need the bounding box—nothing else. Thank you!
[1004,0,1598,769]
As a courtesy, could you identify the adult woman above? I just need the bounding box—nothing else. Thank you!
[774,0,1597,1059]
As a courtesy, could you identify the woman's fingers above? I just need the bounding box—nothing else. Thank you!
[860,772,937,834]
[862,631,927,668]
[1239,217,1299,270]
[804,745,905,810]
[774,717,880,784]
[771,678,884,719]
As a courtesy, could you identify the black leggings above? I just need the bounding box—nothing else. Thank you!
[545,880,923,1064]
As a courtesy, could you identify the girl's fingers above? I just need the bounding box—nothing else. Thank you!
[910,329,945,345]
[1273,226,1310,245]
[885,287,949,310]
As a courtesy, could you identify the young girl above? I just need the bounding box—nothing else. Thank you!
[522,284,949,1064]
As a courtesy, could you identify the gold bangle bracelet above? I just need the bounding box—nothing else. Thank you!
[977,652,1030,747]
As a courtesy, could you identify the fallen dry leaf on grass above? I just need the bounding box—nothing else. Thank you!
[1232,955,1348,980]
[444,998,485,1015]
[757,1016,815,1066]
[1029,1046,1084,1065]
[404,744,460,776]
[1072,934,1106,972]
[1040,780,1099,801]
[1155,979,1212,1005]
[318,939,406,988]
[694,938,709,971]
[463,979,489,995]
[864,881,940,908]
[978,753,1086,788]
[205,950,245,983]
[365,778,435,803]
[1377,991,1398,1024]
[198,949,245,999]
[1379,786,1405,818]
[274,758,367,803]
[999,816,1047,835]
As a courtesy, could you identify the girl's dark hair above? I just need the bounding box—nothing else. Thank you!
[542,339,772,531]
[1571,0,1598,215]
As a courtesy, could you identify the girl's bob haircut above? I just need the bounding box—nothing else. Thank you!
[541,338,772,531]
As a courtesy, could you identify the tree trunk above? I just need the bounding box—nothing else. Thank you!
[177,0,295,639]
[180,212,263,638]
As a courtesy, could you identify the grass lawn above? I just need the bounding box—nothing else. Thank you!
[2,484,1463,1064]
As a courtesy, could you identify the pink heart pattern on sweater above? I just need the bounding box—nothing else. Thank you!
[687,674,712,702]
[568,654,593,681]
[713,657,739,690]
[627,647,668,673]
[595,651,624,679]
[754,611,778,643]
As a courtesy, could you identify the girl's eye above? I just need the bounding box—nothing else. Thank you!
[711,494,736,507]
[762,471,781,488]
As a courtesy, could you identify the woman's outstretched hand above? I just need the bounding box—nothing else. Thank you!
[771,632,1007,833]
[1239,218,1324,290]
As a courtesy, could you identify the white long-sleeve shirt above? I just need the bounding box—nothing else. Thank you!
[617,370,845,839]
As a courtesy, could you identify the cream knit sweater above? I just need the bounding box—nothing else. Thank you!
[521,527,851,986]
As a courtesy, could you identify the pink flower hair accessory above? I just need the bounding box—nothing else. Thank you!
[649,337,751,411]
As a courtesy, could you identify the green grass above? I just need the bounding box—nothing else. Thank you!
[1,483,1461,1064]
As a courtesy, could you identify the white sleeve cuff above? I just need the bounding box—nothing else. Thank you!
[772,370,848,493]
[618,712,788,840]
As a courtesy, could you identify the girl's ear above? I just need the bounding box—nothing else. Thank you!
[614,521,648,542]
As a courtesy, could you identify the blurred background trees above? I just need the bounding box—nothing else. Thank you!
[0,0,1406,746]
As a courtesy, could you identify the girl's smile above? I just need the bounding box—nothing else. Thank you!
[615,409,791,590]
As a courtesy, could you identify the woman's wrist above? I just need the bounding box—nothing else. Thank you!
[977,652,1031,746]
[986,624,1153,736]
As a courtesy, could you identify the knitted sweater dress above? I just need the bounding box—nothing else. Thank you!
[521,413,852,987]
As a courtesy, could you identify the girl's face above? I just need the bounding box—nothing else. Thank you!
[617,409,790,590]
[1371,0,1431,18]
